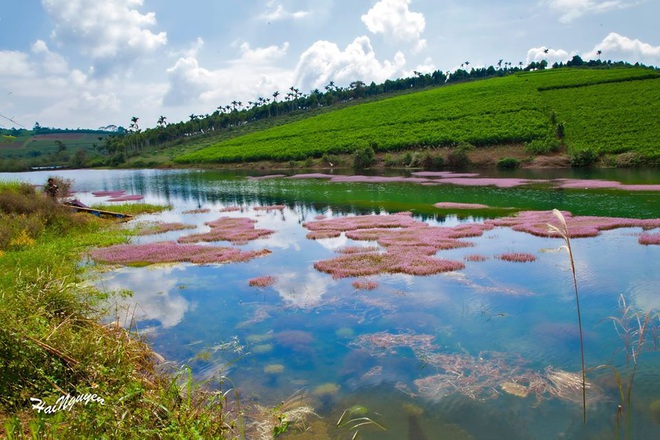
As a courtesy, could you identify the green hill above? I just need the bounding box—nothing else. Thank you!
[174,67,660,167]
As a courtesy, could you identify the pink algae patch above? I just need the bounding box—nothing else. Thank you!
[306,230,341,239]
[182,208,211,214]
[137,222,196,235]
[107,194,144,202]
[304,212,418,233]
[90,241,271,266]
[313,252,464,278]
[92,190,125,197]
[219,206,242,212]
[352,279,379,290]
[487,210,660,239]
[639,233,660,245]
[557,179,660,192]
[178,217,274,245]
[434,202,489,209]
[305,213,495,278]
[498,252,537,263]
[338,246,380,254]
[254,205,286,211]
[465,254,488,262]
[248,276,277,287]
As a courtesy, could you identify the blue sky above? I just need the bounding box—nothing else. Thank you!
[1,0,659,130]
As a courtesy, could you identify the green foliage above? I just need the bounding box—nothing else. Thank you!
[170,67,659,168]
[176,75,554,164]
[446,142,473,169]
[0,184,241,439]
[353,145,376,169]
[496,157,520,169]
[570,150,599,167]
[525,137,561,155]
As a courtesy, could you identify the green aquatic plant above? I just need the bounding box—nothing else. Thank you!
[336,405,387,439]
[547,208,587,423]
[598,295,659,440]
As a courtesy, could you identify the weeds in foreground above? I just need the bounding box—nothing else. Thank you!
[0,182,242,439]
[547,208,587,423]
[599,295,659,440]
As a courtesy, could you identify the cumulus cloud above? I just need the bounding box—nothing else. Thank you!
[259,0,310,21]
[42,0,167,61]
[585,32,660,64]
[294,36,406,92]
[31,40,69,75]
[526,46,572,65]
[361,0,426,50]
[236,41,290,63]
[542,0,637,23]
[0,50,32,76]
[164,41,292,108]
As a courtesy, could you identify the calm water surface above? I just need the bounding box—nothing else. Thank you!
[3,168,660,439]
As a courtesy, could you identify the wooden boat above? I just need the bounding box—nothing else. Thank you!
[64,201,133,219]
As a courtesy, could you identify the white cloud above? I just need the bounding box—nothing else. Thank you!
[526,46,572,65]
[294,36,406,92]
[0,50,32,76]
[42,0,167,62]
[361,0,426,47]
[259,1,310,21]
[31,40,69,75]
[164,41,293,108]
[585,32,660,64]
[543,0,637,23]
[236,41,290,63]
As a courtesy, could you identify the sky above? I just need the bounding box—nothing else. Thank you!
[1,0,659,131]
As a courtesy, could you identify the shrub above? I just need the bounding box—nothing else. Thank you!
[353,146,376,169]
[525,138,561,155]
[570,150,598,167]
[446,143,473,169]
[497,157,520,169]
[383,154,399,167]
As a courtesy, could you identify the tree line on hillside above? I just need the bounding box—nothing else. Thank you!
[1,57,657,170]
[95,57,656,164]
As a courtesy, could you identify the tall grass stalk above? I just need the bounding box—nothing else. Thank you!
[548,209,587,423]
[599,295,657,440]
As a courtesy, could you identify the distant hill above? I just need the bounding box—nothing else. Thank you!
[173,67,659,168]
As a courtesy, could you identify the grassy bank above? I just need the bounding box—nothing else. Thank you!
[0,182,240,439]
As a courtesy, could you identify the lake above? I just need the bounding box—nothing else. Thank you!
[2,168,659,439]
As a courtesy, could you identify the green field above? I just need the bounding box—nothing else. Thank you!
[175,67,660,166]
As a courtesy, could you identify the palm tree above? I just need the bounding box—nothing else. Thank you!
[597,50,602,60]
[157,115,167,128]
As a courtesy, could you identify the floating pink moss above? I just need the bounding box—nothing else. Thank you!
[177,217,274,245]
[304,212,417,233]
[182,208,211,214]
[639,233,660,245]
[137,222,196,235]
[498,252,537,263]
[92,190,125,197]
[314,214,327,220]
[254,205,286,211]
[107,194,144,202]
[557,179,660,191]
[486,210,660,239]
[352,279,379,290]
[90,241,271,266]
[434,202,489,209]
[314,252,464,278]
[338,246,381,254]
[248,276,277,287]
[219,206,242,212]
[465,254,488,262]
[306,230,341,239]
